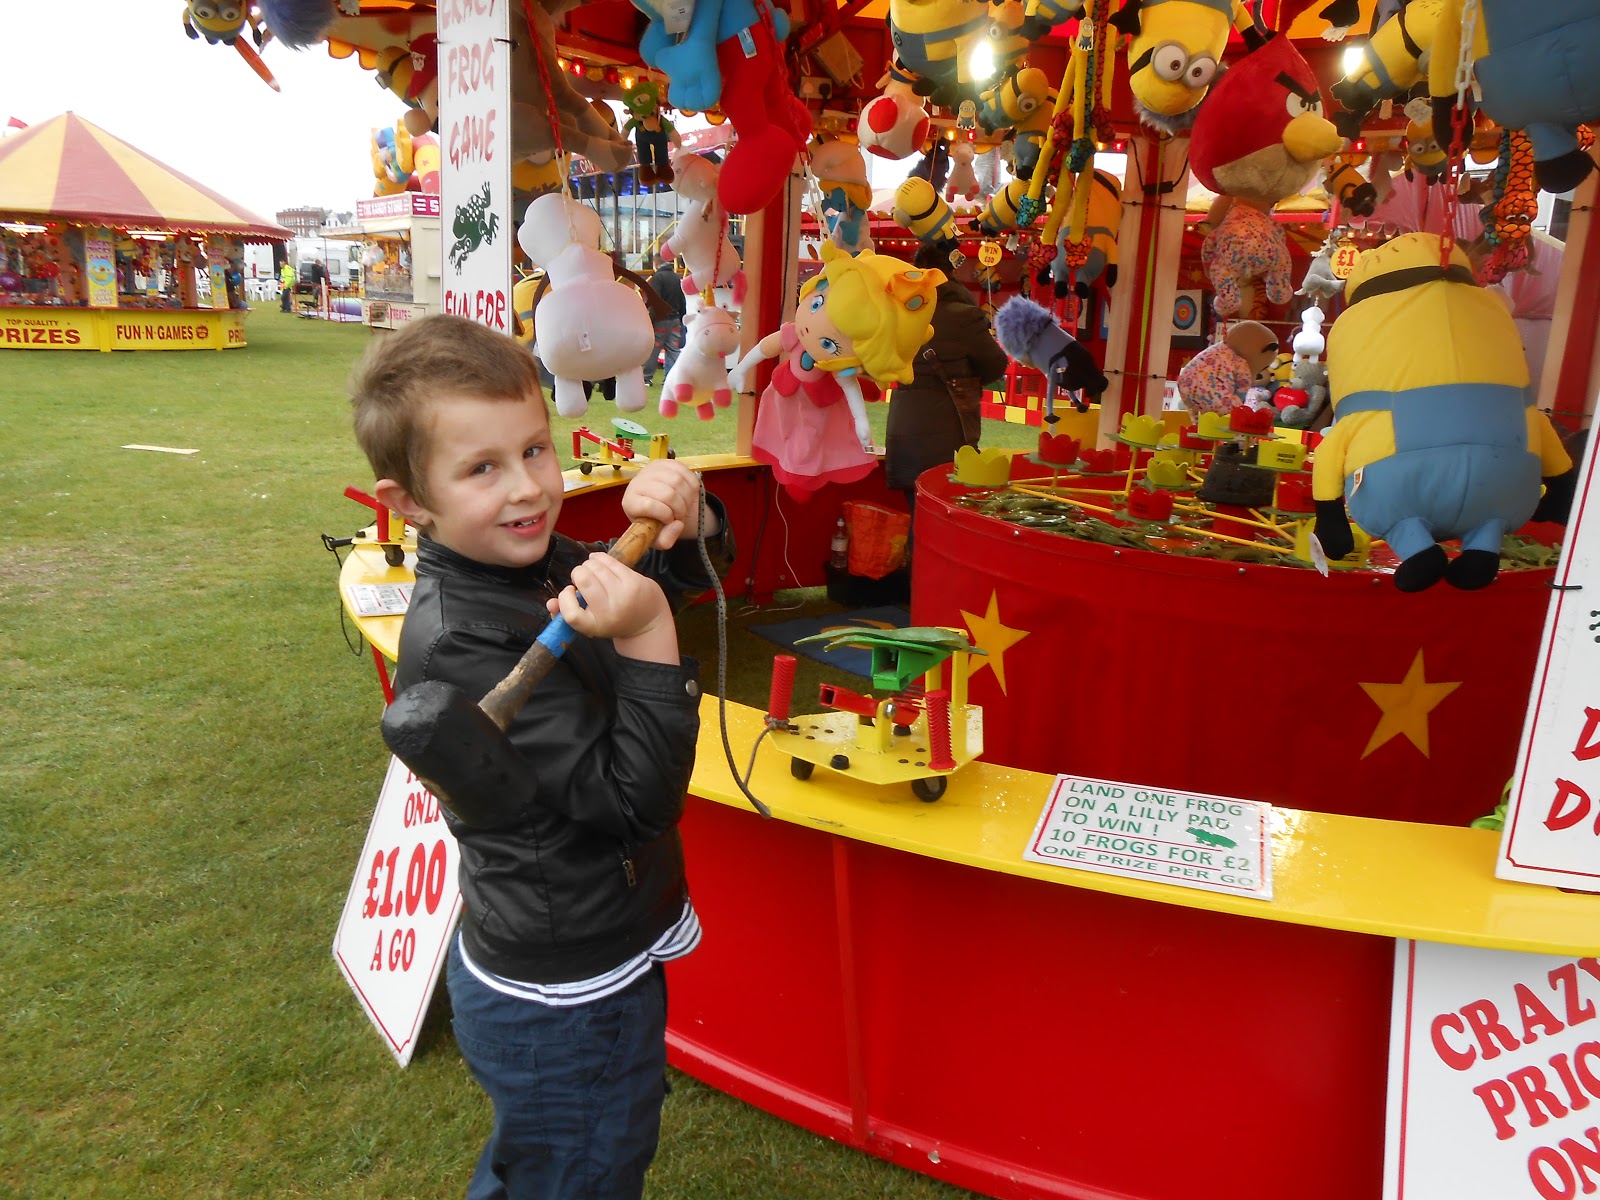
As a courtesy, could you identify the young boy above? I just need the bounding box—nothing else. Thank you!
[350,314,731,1200]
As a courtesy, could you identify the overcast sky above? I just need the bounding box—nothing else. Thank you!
[4,1,411,221]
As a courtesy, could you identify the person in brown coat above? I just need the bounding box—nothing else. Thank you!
[885,245,1010,501]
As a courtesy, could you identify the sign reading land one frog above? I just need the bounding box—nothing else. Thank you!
[1024,774,1274,900]
[1498,427,1600,891]
[438,0,511,334]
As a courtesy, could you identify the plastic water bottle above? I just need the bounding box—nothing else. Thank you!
[829,518,849,570]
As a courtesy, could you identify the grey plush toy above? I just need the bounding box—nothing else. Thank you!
[993,296,1109,415]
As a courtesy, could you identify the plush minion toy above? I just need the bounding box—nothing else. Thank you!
[1190,32,1344,316]
[976,68,1055,180]
[1314,233,1575,591]
[1175,321,1279,416]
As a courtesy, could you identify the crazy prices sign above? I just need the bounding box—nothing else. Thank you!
[1386,941,1600,1200]
[1499,430,1600,891]
[437,0,511,333]
[332,757,462,1066]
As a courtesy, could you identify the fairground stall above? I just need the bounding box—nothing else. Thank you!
[0,113,290,351]
[355,191,441,330]
[244,0,1600,1196]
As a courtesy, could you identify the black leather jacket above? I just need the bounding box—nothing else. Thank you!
[391,507,731,983]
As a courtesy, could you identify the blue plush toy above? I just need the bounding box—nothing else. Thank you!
[1427,1,1600,193]
[634,0,811,213]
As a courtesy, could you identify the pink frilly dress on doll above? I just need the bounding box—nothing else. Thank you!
[750,323,877,499]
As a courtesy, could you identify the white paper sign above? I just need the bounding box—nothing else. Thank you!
[1500,429,1600,890]
[1385,940,1600,1200]
[332,757,462,1066]
[438,0,512,333]
[1023,774,1273,900]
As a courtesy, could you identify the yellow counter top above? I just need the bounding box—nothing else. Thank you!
[690,695,1600,957]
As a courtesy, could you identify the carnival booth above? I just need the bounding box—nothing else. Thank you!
[0,113,290,351]
[287,0,1600,1195]
[355,192,441,330]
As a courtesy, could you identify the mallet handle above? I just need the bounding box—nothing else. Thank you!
[479,517,663,731]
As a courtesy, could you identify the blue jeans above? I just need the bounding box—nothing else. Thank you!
[446,939,669,1200]
[646,322,685,383]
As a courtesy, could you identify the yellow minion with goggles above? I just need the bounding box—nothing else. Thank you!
[1110,0,1254,131]
[183,0,255,45]
[1313,233,1574,591]
[730,243,945,497]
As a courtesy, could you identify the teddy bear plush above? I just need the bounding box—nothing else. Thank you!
[1176,321,1280,416]
[660,148,747,305]
[516,194,654,418]
[635,0,812,214]
[661,306,741,420]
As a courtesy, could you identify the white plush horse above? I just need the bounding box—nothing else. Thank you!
[661,306,740,421]
[660,149,746,306]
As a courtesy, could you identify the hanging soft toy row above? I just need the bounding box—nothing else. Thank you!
[1315,233,1576,591]
[729,245,945,499]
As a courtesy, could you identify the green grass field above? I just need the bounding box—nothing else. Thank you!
[0,305,1012,1198]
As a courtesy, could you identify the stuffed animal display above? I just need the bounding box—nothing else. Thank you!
[516,194,654,418]
[993,296,1110,415]
[661,306,741,420]
[636,0,811,214]
[1427,1,1600,194]
[1175,321,1279,416]
[1314,233,1574,591]
[660,149,747,305]
[729,244,944,499]
[1189,33,1343,317]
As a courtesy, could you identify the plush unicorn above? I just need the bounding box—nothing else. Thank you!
[516,194,653,418]
[660,306,740,420]
[944,140,980,202]
[659,149,747,307]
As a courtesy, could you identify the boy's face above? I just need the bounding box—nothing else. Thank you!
[396,390,565,569]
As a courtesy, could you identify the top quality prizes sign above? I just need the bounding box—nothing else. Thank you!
[438,0,512,334]
[332,757,462,1067]
[1499,428,1600,891]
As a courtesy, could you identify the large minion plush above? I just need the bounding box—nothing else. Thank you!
[1329,0,1444,135]
[1426,0,1600,194]
[976,68,1056,180]
[1313,233,1574,592]
[1109,0,1255,132]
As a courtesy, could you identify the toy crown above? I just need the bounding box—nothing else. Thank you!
[885,267,941,314]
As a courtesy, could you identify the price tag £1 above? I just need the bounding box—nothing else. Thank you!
[332,756,463,1066]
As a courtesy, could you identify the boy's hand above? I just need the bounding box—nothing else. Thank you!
[549,553,677,664]
[621,459,716,549]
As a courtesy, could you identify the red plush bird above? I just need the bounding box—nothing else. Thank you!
[1189,33,1343,206]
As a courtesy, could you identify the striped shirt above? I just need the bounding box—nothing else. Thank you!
[457,901,701,1007]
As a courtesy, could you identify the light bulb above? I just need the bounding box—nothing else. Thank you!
[1341,44,1365,77]
[968,39,997,83]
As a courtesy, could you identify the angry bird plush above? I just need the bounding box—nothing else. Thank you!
[1314,233,1575,591]
[635,0,811,214]
[1427,0,1600,193]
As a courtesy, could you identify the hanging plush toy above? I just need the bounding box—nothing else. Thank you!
[993,296,1110,415]
[811,140,876,255]
[885,0,1032,109]
[184,0,265,45]
[371,124,415,196]
[945,139,980,202]
[659,148,747,304]
[1296,230,1344,303]
[975,67,1055,180]
[1109,0,1249,131]
[375,35,440,137]
[1426,1,1600,193]
[1041,168,1120,299]
[509,0,635,177]
[1329,0,1443,133]
[661,306,741,420]
[621,81,681,187]
[858,74,932,161]
[729,244,945,499]
[1175,321,1279,416]
[516,193,654,418]
[1314,233,1575,591]
[1189,32,1343,317]
[1275,305,1328,425]
[634,0,812,214]
[972,178,1033,236]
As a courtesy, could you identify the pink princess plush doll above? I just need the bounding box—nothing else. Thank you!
[729,244,944,499]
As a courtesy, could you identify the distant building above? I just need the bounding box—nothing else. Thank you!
[276,206,330,237]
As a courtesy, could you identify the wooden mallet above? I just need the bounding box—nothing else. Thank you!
[381,518,662,823]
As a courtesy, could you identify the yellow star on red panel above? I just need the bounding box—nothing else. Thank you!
[960,591,1029,695]
[1359,650,1461,759]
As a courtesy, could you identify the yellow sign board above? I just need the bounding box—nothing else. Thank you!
[83,229,117,308]
[0,306,247,351]
[978,241,1003,268]
[1331,242,1362,279]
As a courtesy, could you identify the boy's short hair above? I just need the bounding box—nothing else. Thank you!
[350,314,542,503]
